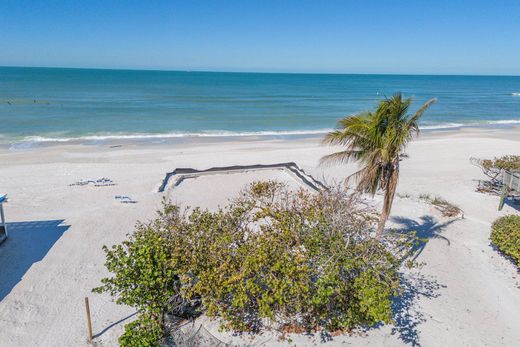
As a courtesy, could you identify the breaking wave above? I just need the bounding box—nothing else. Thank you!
[5,119,520,148]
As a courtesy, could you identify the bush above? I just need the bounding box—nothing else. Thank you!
[490,215,520,266]
[95,181,416,343]
[93,218,180,346]
[118,315,165,347]
[490,155,520,172]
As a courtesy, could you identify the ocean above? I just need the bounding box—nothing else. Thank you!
[1,66,520,146]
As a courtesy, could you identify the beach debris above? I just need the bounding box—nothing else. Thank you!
[94,178,116,186]
[419,194,464,218]
[69,177,116,187]
[475,179,502,195]
[115,195,137,204]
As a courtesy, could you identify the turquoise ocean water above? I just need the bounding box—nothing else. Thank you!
[1,67,520,146]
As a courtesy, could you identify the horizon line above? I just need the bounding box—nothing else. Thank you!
[1,65,519,78]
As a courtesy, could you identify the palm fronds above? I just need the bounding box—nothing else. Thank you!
[321,93,436,237]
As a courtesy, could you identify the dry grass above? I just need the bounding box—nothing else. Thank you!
[419,194,463,218]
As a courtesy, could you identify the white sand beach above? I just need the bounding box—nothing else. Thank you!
[0,128,519,346]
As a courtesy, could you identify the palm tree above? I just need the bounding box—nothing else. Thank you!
[321,93,436,238]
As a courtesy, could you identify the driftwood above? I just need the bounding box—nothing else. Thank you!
[470,157,501,182]
[475,179,503,195]
[470,157,506,195]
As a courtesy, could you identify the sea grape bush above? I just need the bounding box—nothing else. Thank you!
[95,181,416,345]
[92,221,178,346]
[490,215,520,266]
[487,155,520,172]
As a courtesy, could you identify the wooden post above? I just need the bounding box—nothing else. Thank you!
[85,297,93,343]
[498,185,509,211]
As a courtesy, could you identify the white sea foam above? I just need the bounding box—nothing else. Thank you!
[14,129,333,144]
[420,119,520,130]
[6,119,520,148]
[419,123,464,130]
[486,119,520,125]
[512,92,520,96]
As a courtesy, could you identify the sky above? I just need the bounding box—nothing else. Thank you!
[1,0,519,75]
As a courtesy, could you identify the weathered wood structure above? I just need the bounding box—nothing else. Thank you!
[498,170,520,210]
[158,162,328,193]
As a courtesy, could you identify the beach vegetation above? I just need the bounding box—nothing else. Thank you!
[321,93,436,237]
[485,155,520,172]
[490,215,520,266]
[471,155,520,193]
[95,181,417,344]
[418,193,432,200]
[419,194,463,218]
[93,219,180,346]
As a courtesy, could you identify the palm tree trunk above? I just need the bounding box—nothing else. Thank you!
[376,163,399,238]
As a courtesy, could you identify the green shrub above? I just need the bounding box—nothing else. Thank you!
[96,181,416,343]
[490,215,520,266]
[489,155,520,172]
[118,315,164,347]
[93,217,180,346]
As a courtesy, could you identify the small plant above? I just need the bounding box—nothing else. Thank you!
[249,179,283,197]
[418,193,431,200]
[430,197,463,218]
[490,215,520,266]
[419,194,463,218]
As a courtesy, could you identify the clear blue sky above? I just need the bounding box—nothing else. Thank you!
[1,0,519,75]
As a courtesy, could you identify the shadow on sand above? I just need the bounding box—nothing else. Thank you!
[391,272,446,347]
[392,215,456,261]
[0,220,70,301]
[504,197,520,212]
[94,312,137,339]
[388,215,454,346]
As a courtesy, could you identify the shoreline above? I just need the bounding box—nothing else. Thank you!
[3,123,520,152]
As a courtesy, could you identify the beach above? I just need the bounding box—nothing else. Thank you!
[0,127,519,346]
